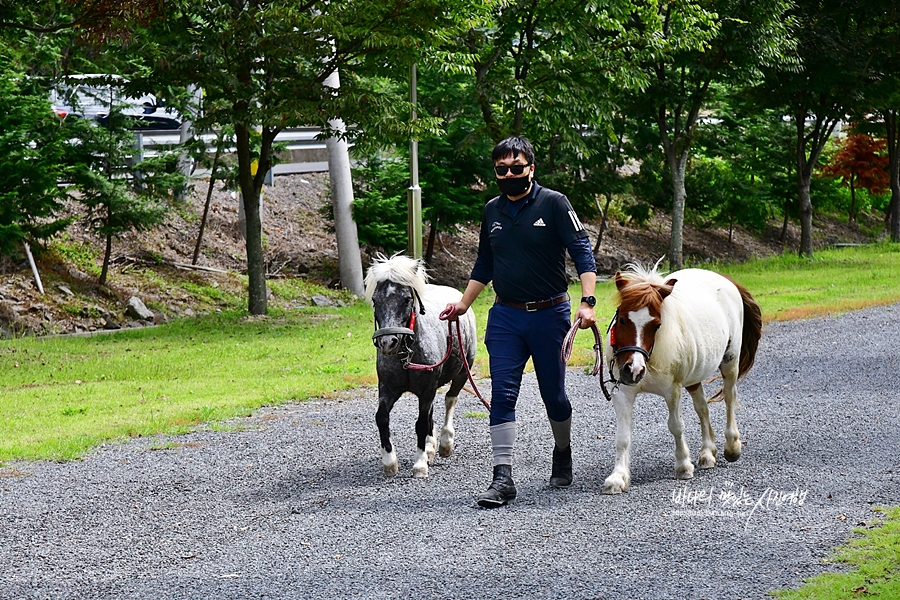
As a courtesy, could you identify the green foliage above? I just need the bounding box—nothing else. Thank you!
[773,506,900,599]
[0,63,73,256]
[65,104,183,283]
[348,155,410,253]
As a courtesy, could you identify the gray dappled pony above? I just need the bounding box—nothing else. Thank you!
[365,255,477,478]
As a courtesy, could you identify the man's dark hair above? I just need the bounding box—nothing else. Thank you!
[492,136,535,165]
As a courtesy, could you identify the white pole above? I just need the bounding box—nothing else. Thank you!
[23,242,44,294]
[323,66,364,297]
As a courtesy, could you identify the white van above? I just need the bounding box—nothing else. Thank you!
[50,74,182,130]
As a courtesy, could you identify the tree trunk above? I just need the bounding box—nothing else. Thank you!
[193,137,223,265]
[593,192,612,254]
[99,230,112,286]
[885,109,900,242]
[235,122,267,315]
[424,216,438,266]
[795,113,839,258]
[667,149,689,271]
[781,200,790,245]
[797,169,814,258]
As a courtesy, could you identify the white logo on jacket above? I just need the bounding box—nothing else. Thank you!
[490,221,503,233]
[533,218,546,227]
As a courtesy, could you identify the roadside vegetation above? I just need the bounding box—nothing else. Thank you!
[774,506,900,599]
[2,243,899,464]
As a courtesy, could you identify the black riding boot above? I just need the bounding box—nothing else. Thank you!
[549,445,573,488]
[476,464,517,508]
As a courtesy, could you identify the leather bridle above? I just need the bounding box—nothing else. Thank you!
[605,309,654,392]
[371,287,426,359]
[371,289,490,410]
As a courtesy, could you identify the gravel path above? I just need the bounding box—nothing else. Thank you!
[2,304,899,600]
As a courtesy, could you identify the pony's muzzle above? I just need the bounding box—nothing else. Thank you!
[376,335,402,355]
[621,359,646,385]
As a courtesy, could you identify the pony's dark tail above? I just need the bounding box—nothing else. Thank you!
[732,278,762,380]
[709,277,762,402]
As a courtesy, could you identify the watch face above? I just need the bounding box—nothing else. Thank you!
[582,296,596,307]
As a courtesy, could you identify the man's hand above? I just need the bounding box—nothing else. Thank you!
[576,304,596,329]
[443,302,468,321]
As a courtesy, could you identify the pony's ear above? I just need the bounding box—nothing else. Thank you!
[657,279,677,301]
[614,271,628,291]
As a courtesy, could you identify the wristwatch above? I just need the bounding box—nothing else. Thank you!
[580,295,596,307]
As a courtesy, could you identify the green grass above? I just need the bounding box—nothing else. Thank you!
[0,305,377,461]
[3,243,900,463]
[562,243,900,365]
[774,507,900,599]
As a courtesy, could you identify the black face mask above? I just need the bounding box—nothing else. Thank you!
[496,175,531,197]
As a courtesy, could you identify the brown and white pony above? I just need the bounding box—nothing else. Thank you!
[601,262,762,494]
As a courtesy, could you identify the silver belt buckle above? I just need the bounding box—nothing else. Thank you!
[525,300,539,312]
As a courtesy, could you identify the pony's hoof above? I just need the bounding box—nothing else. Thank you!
[439,429,454,457]
[675,463,695,480]
[602,475,629,494]
[697,452,716,470]
[381,447,399,477]
[425,436,437,462]
[724,448,742,462]
[412,464,429,478]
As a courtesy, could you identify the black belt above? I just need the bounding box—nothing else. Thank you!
[496,293,569,312]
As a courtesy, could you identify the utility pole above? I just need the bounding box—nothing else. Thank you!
[407,62,423,259]
[324,66,365,296]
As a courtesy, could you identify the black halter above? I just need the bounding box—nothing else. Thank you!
[606,310,654,386]
[372,287,426,344]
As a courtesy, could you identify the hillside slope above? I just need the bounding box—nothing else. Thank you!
[0,173,879,337]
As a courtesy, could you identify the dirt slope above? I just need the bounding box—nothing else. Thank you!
[0,173,879,336]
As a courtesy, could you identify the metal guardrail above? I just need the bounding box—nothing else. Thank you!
[137,126,330,175]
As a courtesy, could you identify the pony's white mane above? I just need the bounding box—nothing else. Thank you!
[364,253,430,304]
[620,257,668,285]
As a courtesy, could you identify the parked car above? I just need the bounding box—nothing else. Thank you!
[50,74,182,130]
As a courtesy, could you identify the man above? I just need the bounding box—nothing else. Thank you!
[448,136,597,508]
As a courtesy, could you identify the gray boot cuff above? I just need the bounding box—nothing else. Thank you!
[490,421,516,467]
[549,417,571,450]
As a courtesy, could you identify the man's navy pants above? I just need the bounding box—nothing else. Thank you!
[484,300,572,426]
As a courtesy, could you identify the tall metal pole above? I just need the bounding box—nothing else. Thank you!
[407,62,423,259]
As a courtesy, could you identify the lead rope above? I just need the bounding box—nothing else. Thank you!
[403,306,491,411]
[561,317,614,401]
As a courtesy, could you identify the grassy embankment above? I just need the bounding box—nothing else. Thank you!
[1,243,900,463]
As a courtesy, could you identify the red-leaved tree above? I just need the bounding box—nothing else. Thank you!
[822,132,890,223]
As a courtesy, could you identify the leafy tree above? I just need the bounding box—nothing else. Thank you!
[852,0,900,240]
[691,95,799,236]
[130,0,484,315]
[625,0,795,269]
[0,0,166,36]
[757,0,875,257]
[821,132,889,223]
[67,109,182,285]
[348,155,409,255]
[412,68,494,265]
[0,56,72,256]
